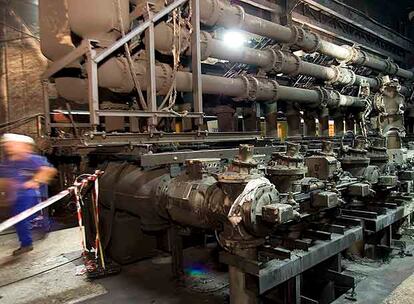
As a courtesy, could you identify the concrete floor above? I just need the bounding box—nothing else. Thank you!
[3,227,414,304]
[0,228,106,304]
[81,248,228,304]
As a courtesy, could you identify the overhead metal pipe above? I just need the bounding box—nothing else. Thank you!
[153,23,409,94]
[97,57,366,109]
[198,0,414,79]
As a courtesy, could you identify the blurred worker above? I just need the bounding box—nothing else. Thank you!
[0,133,57,256]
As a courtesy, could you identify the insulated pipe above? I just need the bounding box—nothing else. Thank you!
[97,58,365,108]
[67,0,130,43]
[153,24,400,93]
[199,0,414,79]
[39,0,79,67]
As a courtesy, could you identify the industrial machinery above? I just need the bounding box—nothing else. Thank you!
[38,0,414,303]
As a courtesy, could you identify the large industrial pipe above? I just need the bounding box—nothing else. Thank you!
[39,0,78,66]
[199,0,414,79]
[98,58,365,109]
[67,0,130,43]
[153,23,408,94]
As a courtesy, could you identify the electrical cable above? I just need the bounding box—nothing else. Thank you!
[0,256,82,289]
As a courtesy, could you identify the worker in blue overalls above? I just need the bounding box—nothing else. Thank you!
[0,133,57,256]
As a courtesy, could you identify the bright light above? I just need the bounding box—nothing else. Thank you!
[223,31,246,48]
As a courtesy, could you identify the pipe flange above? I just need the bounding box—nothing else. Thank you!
[284,51,302,76]
[156,63,173,95]
[234,5,246,28]
[200,31,213,60]
[328,67,356,86]
[327,90,342,107]
[385,60,399,75]
[289,25,305,46]
[341,45,360,64]
[236,75,259,101]
[316,87,330,108]
[357,49,368,66]
[325,66,340,85]
[246,75,259,101]
[264,47,283,72]
[269,80,279,101]
[305,31,321,54]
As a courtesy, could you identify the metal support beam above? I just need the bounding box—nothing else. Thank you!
[301,0,414,55]
[220,226,363,294]
[191,0,203,128]
[42,40,90,79]
[42,80,51,135]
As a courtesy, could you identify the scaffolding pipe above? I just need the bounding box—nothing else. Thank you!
[199,0,414,79]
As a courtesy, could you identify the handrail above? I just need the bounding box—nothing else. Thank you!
[93,0,189,63]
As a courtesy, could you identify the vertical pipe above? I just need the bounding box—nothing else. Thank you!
[42,81,51,135]
[264,102,278,137]
[334,116,344,136]
[87,52,100,129]
[286,103,301,138]
[303,115,316,137]
[345,115,355,133]
[145,9,157,130]
[319,108,330,137]
[191,0,203,129]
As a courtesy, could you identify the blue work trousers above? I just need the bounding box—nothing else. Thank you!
[12,195,38,247]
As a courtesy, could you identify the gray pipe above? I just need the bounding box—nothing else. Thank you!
[199,0,414,79]
[153,24,396,93]
[98,58,365,109]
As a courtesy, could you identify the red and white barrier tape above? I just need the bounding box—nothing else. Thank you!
[0,190,70,233]
[0,170,104,234]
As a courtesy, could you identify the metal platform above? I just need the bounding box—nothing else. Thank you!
[220,224,363,295]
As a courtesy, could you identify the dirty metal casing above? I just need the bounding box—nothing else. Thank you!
[215,145,283,237]
[347,183,371,197]
[367,137,389,173]
[267,142,308,193]
[262,203,294,224]
[311,191,339,209]
[306,140,339,181]
[163,158,223,229]
[339,138,371,179]
[99,162,171,232]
